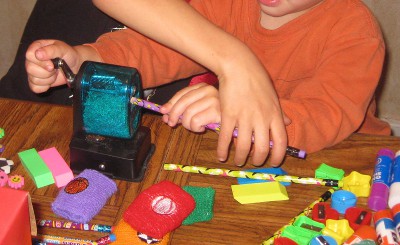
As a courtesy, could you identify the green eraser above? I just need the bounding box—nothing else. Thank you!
[18,148,55,188]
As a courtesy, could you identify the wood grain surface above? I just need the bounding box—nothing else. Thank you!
[1,98,399,244]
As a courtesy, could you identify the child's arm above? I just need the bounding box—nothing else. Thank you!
[26,40,101,93]
[92,0,288,166]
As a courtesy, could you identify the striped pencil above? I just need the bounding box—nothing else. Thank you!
[36,219,112,233]
[131,97,306,159]
[163,163,343,187]
[33,234,93,245]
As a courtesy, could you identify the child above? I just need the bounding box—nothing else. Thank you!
[26,0,391,167]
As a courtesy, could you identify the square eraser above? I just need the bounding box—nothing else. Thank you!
[231,182,289,204]
[39,147,73,188]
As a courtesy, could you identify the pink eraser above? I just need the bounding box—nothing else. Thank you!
[38,147,74,188]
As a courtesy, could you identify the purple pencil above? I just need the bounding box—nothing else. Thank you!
[131,97,306,159]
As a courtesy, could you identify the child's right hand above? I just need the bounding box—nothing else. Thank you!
[26,40,100,93]
[25,40,79,93]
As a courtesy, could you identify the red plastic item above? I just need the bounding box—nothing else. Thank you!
[0,188,32,245]
[311,202,340,224]
[343,225,377,245]
[344,207,372,231]
[274,237,298,245]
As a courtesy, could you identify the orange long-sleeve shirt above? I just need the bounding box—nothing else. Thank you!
[90,0,391,153]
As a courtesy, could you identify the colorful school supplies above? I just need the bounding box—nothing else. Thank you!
[261,189,334,244]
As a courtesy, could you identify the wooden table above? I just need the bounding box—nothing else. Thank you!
[1,98,399,244]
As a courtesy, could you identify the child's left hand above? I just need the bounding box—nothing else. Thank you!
[160,82,221,133]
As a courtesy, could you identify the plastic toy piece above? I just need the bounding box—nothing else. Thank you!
[0,158,14,174]
[0,128,4,139]
[8,175,24,189]
[322,219,354,245]
[311,202,340,224]
[0,144,4,153]
[231,181,288,204]
[281,225,321,244]
[331,190,357,214]
[310,235,338,245]
[342,171,371,197]
[273,237,298,245]
[18,148,55,188]
[293,215,325,232]
[343,225,377,245]
[316,163,345,189]
[0,171,8,187]
[344,207,372,231]
[38,147,74,188]
[237,167,291,186]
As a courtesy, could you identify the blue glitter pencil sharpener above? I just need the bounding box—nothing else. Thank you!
[53,59,154,182]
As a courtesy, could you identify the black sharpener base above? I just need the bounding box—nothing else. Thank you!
[69,126,154,182]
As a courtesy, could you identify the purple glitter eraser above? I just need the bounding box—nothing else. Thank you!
[52,169,117,223]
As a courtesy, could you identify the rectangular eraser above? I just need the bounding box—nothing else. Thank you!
[231,182,289,204]
[18,148,55,188]
[39,147,74,188]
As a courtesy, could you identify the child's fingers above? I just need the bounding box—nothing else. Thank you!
[250,125,270,166]
[183,98,220,132]
[268,120,288,167]
[161,83,212,126]
[232,124,253,166]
